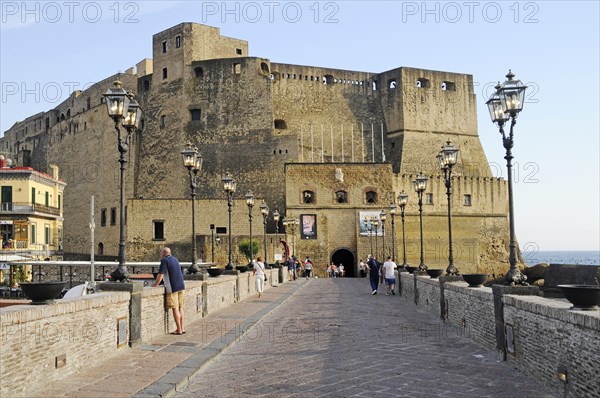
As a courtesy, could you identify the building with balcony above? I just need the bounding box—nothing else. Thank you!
[0,156,66,261]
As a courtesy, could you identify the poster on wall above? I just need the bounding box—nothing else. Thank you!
[359,211,384,236]
[300,214,317,239]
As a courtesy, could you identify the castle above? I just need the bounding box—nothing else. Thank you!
[0,23,516,276]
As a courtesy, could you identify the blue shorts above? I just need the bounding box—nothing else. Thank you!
[385,278,395,286]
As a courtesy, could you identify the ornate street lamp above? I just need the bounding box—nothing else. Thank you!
[222,172,236,270]
[245,190,255,265]
[397,191,409,270]
[103,81,142,282]
[181,143,203,274]
[260,201,269,265]
[372,218,379,260]
[413,173,428,272]
[365,216,373,255]
[273,209,280,261]
[437,141,459,276]
[486,70,528,286]
[282,217,299,257]
[379,210,387,259]
[389,203,397,261]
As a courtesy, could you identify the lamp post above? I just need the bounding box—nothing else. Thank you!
[413,173,428,272]
[486,70,528,286]
[222,172,236,270]
[260,201,269,265]
[380,210,387,259]
[372,218,379,260]
[181,143,203,274]
[273,209,280,262]
[103,80,142,282]
[283,217,299,257]
[245,190,255,265]
[437,141,459,276]
[389,203,397,262]
[397,191,409,270]
[365,216,373,255]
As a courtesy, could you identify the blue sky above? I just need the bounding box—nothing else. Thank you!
[1,1,598,251]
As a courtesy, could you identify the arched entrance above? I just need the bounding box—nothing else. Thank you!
[331,248,356,277]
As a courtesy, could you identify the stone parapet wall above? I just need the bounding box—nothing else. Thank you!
[503,295,600,398]
[443,281,496,348]
[415,274,440,317]
[0,270,288,397]
[405,276,600,398]
[0,291,130,397]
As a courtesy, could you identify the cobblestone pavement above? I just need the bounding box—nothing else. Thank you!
[177,278,557,398]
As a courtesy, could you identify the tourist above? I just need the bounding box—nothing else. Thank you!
[253,256,266,298]
[338,263,345,277]
[287,256,296,280]
[326,263,332,278]
[382,256,397,295]
[152,247,186,335]
[304,257,313,279]
[366,254,380,295]
[359,259,366,278]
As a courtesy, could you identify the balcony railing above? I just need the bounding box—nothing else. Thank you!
[0,202,61,216]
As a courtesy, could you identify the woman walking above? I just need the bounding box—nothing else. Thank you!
[253,256,266,298]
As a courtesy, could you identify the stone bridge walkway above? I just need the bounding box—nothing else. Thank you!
[31,278,557,398]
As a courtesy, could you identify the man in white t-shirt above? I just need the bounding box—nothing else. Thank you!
[382,256,397,295]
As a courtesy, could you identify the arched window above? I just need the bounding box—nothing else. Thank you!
[260,62,269,75]
[303,190,315,204]
[98,242,104,256]
[336,190,348,204]
[365,191,377,204]
[274,119,287,129]
[388,79,397,89]
[323,74,334,85]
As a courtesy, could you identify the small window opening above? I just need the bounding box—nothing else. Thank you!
[175,35,181,48]
[417,78,430,88]
[190,109,201,121]
[274,119,287,129]
[388,79,397,89]
[194,67,204,78]
[162,41,167,53]
[442,81,456,91]
[336,191,348,204]
[303,190,315,204]
[162,67,168,79]
[366,191,377,204]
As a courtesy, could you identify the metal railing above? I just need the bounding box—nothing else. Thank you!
[0,202,61,216]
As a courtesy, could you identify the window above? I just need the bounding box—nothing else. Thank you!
[143,80,150,91]
[160,115,167,128]
[58,194,61,210]
[233,63,241,74]
[45,192,49,206]
[175,35,181,48]
[274,119,287,129]
[31,187,35,204]
[31,224,36,244]
[260,62,269,74]
[100,208,107,226]
[162,67,168,79]
[98,242,104,255]
[442,81,456,91]
[162,40,167,53]
[303,190,315,204]
[425,193,434,205]
[44,225,50,245]
[190,109,201,121]
[464,194,472,206]
[417,78,431,88]
[194,67,204,78]
[236,48,242,55]
[153,221,165,240]
[110,208,117,225]
[372,81,378,91]
[388,79,397,89]
[336,190,348,204]
[365,191,378,204]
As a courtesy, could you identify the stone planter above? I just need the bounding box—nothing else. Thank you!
[19,281,67,305]
[405,266,418,273]
[558,284,600,310]
[236,265,249,273]
[426,269,444,279]
[206,268,224,277]
[462,274,489,288]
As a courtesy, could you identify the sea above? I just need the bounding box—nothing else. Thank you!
[522,250,600,267]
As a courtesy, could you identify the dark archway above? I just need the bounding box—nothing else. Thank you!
[331,248,355,277]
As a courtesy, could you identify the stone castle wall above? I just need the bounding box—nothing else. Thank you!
[0,22,512,271]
